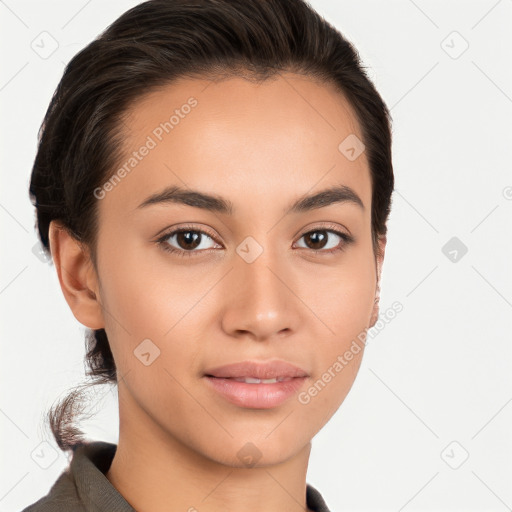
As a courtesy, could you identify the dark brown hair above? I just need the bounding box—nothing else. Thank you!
[30,0,394,452]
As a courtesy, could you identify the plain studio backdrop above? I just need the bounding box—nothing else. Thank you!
[1,1,511,511]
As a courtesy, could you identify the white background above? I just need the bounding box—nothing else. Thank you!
[1,1,511,511]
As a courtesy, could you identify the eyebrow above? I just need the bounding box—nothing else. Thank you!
[136,184,364,214]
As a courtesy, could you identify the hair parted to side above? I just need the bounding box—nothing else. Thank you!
[30,0,394,452]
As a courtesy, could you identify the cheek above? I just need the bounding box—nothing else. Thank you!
[96,242,214,374]
[95,239,171,360]
[301,252,376,335]
[298,250,375,394]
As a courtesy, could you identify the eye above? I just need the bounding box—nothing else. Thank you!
[294,225,354,255]
[156,226,220,257]
[156,223,354,258]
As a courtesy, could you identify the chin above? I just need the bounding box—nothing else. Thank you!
[200,433,307,469]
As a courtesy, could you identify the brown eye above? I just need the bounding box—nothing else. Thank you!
[174,230,203,250]
[302,230,330,250]
[157,227,220,257]
[295,228,353,255]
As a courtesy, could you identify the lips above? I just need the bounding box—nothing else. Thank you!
[203,359,309,380]
[203,361,310,408]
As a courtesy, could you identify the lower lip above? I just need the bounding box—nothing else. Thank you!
[204,376,308,409]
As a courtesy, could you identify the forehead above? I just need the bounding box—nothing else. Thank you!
[101,72,372,218]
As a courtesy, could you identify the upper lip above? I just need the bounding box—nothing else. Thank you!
[204,359,309,379]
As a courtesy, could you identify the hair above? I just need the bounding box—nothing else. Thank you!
[30,0,394,452]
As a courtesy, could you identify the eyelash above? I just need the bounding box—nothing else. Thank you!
[155,223,354,258]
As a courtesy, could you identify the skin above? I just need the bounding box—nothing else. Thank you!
[49,72,386,512]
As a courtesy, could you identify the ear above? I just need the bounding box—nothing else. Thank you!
[48,220,105,330]
[368,235,386,329]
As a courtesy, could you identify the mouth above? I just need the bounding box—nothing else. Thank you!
[203,359,309,380]
[205,375,296,384]
[203,375,308,409]
[202,359,309,409]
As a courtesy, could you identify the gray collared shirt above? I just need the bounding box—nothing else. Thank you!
[21,441,331,512]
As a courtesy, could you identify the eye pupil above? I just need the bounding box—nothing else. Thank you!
[177,230,201,250]
[305,231,328,250]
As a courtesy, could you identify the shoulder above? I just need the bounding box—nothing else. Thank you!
[306,482,331,512]
[19,469,85,512]
[19,440,131,512]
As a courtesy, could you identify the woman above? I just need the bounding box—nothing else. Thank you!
[23,0,394,510]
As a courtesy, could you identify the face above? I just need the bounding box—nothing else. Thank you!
[90,72,384,466]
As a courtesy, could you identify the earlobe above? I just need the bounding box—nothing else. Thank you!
[48,220,105,330]
[368,235,386,329]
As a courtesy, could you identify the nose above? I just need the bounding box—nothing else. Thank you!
[219,242,302,342]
